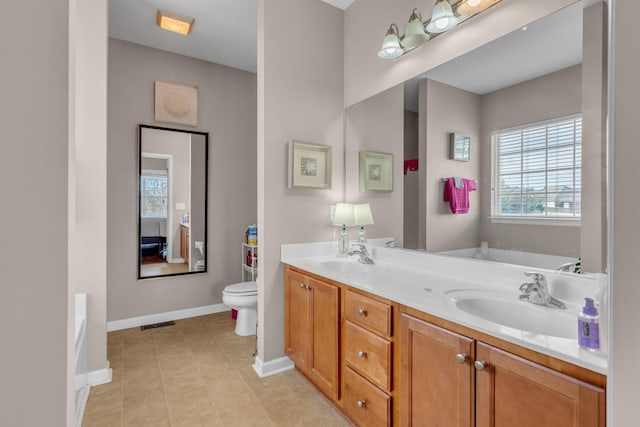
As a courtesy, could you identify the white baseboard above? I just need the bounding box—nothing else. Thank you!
[107,303,230,332]
[88,365,112,386]
[75,385,90,427]
[253,355,295,378]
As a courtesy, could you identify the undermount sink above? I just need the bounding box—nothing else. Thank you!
[445,290,576,339]
[316,259,373,274]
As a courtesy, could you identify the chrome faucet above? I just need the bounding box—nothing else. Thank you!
[348,244,375,264]
[519,272,566,309]
[384,240,396,248]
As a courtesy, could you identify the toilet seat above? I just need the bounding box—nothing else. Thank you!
[223,281,257,296]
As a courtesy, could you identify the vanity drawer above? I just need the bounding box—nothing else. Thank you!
[344,366,390,427]
[345,290,392,338]
[344,321,391,392]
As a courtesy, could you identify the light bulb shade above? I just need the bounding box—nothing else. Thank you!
[426,0,459,33]
[157,9,195,35]
[457,0,500,16]
[402,9,430,49]
[378,24,404,59]
[333,203,356,226]
[354,204,374,226]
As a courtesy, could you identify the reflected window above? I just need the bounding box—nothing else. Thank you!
[141,171,168,218]
[491,115,582,220]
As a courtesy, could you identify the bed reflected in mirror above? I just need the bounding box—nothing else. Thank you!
[138,124,208,279]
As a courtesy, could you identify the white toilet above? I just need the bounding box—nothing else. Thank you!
[194,241,205,271]
[222,281,258,336]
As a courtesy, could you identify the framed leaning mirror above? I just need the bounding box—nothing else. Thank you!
[137,124,208,279]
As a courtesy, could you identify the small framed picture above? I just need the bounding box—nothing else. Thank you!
[288,140,332,189]
[359,151,393,192]
[154,80,199,127]
[449,132,470,161]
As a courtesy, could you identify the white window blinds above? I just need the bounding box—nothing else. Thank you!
[141,170,168,218]
[491,115,582,219]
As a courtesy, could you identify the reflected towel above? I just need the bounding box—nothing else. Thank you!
[443,178,477,214]
[454,177,463,188]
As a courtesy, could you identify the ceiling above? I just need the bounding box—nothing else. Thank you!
[404,0,599,111]
[109,0,352,73]
[109,0,594,96]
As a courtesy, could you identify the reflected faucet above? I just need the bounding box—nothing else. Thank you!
[348,244,375,265]
[384,240,396,248]
[519,272,566,309]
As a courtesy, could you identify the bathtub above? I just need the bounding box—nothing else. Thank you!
[436,246,576,271]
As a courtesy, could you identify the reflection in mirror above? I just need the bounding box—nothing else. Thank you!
[138,125,208,279]
[347,1,607,273]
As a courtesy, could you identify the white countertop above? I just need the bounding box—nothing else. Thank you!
[281,241,608,375]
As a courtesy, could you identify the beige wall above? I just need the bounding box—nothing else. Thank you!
[422,79,481,252]
[108,39,257,321]
[610,0,640,424]
[0,0,69,425]
[344,0,576,107]
[478,65,582,257]
[345,85,404,245]
[258,0,344,362]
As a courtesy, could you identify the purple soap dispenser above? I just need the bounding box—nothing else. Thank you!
[578,298,600,351]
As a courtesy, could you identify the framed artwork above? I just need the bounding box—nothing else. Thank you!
[359,151,393,192]
[288,140,332,189]
[154,80,199,126]
[449,132,470,161]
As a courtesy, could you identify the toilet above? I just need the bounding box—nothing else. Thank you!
[194,241,205,271]
[222,281,258,336]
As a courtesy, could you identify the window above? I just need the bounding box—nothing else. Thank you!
[491,115,581,222]
[141,170,168,218]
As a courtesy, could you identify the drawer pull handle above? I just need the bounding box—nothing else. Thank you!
[357,400,367,409]
[455,353,468,364]
[357,308,367,316]
[474,360,487,371]
[358,351,367,358]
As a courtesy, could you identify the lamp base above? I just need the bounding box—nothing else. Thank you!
[336,226,349,257]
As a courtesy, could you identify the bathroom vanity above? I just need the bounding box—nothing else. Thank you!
[282,243,606,427]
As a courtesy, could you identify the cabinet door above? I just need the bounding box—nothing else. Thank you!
[284,270,311,370]
[475,343,605,427]
[309,277,340,400]
[400,314,474,427]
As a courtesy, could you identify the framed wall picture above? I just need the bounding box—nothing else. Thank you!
[449,132,471,161]
[359,151,393,192]
[154,80,199,126]
[288,140,332,189]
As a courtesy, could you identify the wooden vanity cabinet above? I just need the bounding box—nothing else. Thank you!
[180,224,189,262]
[399,313,606,427]
[284,268,340,400]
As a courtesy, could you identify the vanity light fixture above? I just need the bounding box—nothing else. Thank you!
[333,203,356,257]
[378,0,504,60]
[157,9,195,35]
[354,204,374,243]
[426,0,459,33]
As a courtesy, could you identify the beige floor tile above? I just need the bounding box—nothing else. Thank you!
[83,392,121,422]
[265,401,325,427]
[82,410,122,427]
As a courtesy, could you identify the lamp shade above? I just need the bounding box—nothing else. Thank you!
[354,204,374,226]
[333,203,355,226]
[457,0,500,16]
[402,9,430,50]
[426,0,459,33]
[378,24,404,59]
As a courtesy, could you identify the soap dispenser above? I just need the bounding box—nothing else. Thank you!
[578,298,600,351]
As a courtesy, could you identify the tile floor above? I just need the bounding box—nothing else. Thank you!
[83,312,351,427]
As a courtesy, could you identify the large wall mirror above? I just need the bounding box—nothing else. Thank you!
[347,1,607,274]
[138,125,208,279]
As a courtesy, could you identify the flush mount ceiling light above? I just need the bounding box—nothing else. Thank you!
[378,0,504,60]
[157,9,195,35]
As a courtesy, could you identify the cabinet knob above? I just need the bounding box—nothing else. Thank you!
[358,351,367,358]
[474,360,487,371]
[357,308,367,316]
[357,400,367,409]
[300,283,305,289]
[455,353,468,364]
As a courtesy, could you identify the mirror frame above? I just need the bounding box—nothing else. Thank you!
[137,124,209,280]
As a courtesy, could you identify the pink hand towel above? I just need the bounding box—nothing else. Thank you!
[443,178,477,214]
